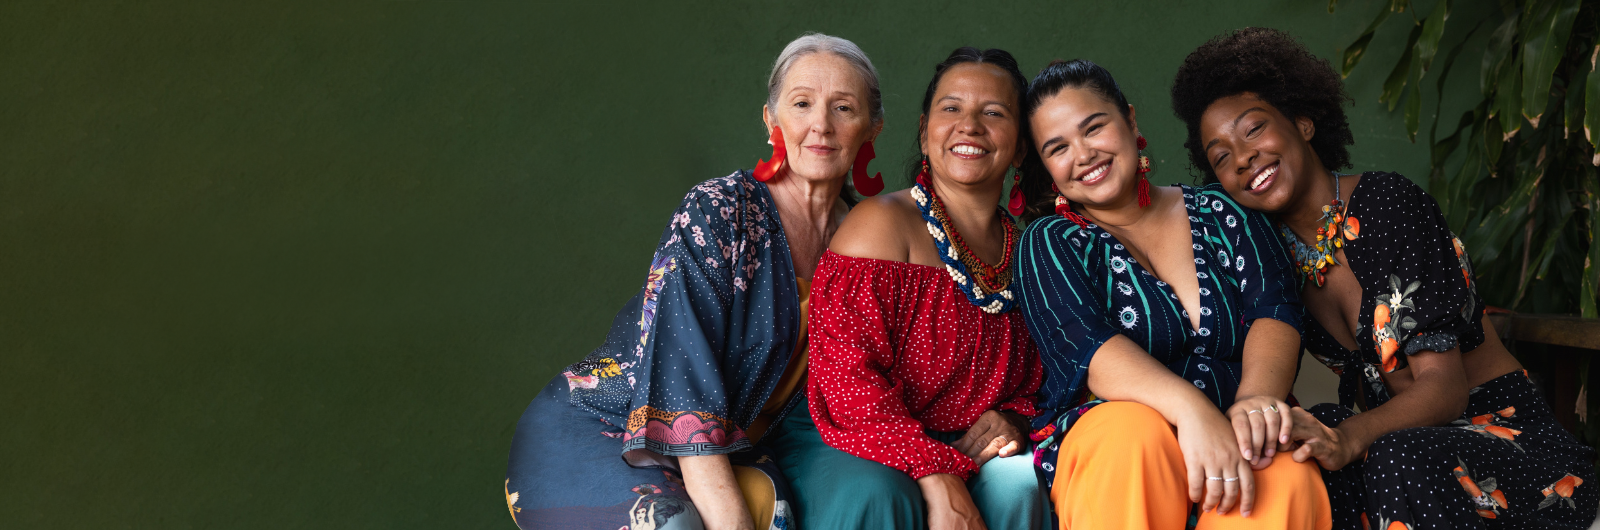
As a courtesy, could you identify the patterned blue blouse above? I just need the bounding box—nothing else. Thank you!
[1014,184,1302,485]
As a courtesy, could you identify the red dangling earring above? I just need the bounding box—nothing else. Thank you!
[1135,134,1152,208]
[753,126,787,182]
[1053,183,1089,228]
[852,141,884,196]
[1007,168,1026,216]
[915,157,931,188]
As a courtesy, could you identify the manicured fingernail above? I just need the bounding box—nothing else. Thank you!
[1281,435,1289,444]
[1244,450,1252,459]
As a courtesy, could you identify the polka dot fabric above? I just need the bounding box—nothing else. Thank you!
[1301,171,1487,410]
[1013,184,1302,487]
[1297,172,1597,529]
[806,251,1042,481]
[1311,372,1597,529]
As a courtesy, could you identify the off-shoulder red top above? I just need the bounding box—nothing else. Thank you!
[806,250,1041,480]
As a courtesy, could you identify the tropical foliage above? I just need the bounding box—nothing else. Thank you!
[1331,0,1600,316]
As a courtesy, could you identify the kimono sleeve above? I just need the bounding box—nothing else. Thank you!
[1013,217,1123,430]
[588,185,752,461]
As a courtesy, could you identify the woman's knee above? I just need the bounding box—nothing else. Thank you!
[1067,402,1177,454]
[972,453,1043,500]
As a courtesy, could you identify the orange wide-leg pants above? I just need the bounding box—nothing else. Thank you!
[1052,402,1331,530]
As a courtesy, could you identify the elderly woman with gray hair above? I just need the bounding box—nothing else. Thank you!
[505,33,886,530]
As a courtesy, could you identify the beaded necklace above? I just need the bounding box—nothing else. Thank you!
[910,178,1018,314]
[1280,173,1358,287]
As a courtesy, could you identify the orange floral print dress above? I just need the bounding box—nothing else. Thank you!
[1292,172,1596,530]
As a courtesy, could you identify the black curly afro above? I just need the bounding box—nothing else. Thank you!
[1171,27,1354,183]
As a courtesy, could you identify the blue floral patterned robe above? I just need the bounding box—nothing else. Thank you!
[506,170,802,529]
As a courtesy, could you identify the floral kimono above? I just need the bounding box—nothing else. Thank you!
[505,170,805,530]
[1298,171,1596,529]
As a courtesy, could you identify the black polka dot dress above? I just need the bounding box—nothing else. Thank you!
[1298,172,1597,529]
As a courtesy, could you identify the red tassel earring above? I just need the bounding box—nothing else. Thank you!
[1053,183,1089,228]
[852,141,884,196]
[915,157,931,188]
[1007,168,1026,216]
[1135,134,1152,208]
[753,126,787,182]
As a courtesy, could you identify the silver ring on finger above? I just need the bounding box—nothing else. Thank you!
[1247,409,1262,414]
[1224,477,1240,482]
[1207,477,1224,481]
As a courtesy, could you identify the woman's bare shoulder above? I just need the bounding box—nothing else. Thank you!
[829,190,922,263]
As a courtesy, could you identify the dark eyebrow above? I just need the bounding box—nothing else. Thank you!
[937,95,963,105]
[1078,112,1107,131]
[1204,107,1268,151]
[1039,135,1065,152]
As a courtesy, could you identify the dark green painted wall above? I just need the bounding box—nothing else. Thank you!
[0,1,1487,527]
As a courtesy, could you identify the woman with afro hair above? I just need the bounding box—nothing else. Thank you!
[1171,27,1596,529]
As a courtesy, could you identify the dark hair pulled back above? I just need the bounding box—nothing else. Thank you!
[1016,59,1132,224]
[907,47,1031,187]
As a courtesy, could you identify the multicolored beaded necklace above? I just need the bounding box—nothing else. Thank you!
[1280,173,1360,287]
[911,171,1018,314]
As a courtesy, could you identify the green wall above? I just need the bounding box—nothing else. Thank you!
[0,1,1488,527]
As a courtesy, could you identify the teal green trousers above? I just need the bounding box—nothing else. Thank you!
[765,396,1046,530]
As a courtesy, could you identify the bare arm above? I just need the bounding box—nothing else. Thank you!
[1290,348,1469,470]
[679,455,756,530]
[1228,318,1302,468]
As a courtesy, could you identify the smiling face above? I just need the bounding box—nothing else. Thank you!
[1030,86,1139,208]
[763,53,881,184]
[920,62,1024,187]
[1198,93,1324,213]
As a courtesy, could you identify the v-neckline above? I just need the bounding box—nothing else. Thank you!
[1085,184,1213,336]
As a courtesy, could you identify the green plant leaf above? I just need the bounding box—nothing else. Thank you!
[1384,23,1425,110]
[1390,0,1410,13]
[1481,15,1520,97]
[1534,200,1577,280]
[1583,175,1600,317]
[1416,0,1452,75]
[1431,21,1485,144]
[1329,0,1339,13]
[1586,45,1600,159]
[1343,4,1396,77]
[1407,67,1424,141]
[1486,109,1507,167]
[1521,0,1583,127]
[1432,111,1476,193]
[1498,54,1524,138]
[1566,66,1587,139]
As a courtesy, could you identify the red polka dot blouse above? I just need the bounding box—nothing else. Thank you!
[806,250,1041,480]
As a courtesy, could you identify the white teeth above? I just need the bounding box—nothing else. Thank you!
[1250,166,1277,190]
[1082,164,1108,181]
[951,145,988,156]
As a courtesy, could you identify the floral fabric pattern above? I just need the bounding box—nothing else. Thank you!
[1310,372,1595,529]
[1296,172,1594,530]
[505,170,806,529]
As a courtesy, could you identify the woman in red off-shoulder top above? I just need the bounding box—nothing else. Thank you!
[765,47,1044,530]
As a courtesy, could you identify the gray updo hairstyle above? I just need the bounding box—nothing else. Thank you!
[766,33,883,125]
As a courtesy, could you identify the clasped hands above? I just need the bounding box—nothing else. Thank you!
[1184,395,1359,518]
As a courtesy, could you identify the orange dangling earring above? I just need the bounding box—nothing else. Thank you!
[753,126,787,182]
[1007,168,1026,216]
[1136,134,1152,208]
[852,141,884,196]
[1053,183,1089,228]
